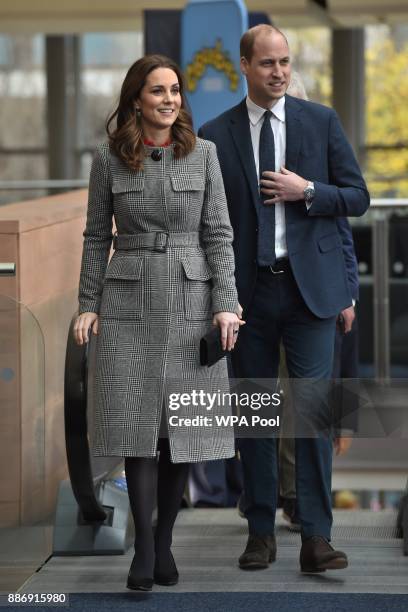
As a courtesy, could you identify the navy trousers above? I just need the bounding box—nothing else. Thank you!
[233,265,336,540]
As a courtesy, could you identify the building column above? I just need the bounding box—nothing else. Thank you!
[332,28,365,167]
[45,36,81,182]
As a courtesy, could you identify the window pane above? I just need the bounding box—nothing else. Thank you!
[365,24,408,198]
[0,34,47,204]
[80,32,143,153]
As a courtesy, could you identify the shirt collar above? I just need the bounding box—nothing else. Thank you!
[143,138,172,147]
[246,95,286,126]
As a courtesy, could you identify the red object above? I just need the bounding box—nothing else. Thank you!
[143,138,172,147]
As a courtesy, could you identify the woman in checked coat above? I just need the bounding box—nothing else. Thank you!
[73,55,242,591]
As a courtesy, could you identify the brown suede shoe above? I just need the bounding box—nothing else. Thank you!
[238,534,277,570]
[300,536,348,573]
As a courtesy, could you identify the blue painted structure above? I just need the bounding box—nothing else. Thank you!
[181,0,248,129]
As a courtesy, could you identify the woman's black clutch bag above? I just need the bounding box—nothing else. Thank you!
[200,327,228,367]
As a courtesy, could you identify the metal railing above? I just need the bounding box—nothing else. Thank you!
[369,199,408,379]
[1,186,407,378]
[370,199,408,208]
[0,263,16,276]
[0,179,88,190]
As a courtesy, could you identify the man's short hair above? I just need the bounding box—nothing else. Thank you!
[240,24,289,62]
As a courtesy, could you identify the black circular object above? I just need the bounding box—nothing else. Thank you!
[151,149,162,161]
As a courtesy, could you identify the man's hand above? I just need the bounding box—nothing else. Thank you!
[334,436,353,456]
[337,305,355,334]
[260,166,308,204]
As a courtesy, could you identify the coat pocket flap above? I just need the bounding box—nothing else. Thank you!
[112,177,144,194]
[181,257,212,281]
[171,176,205,192]
[105,256,143,280]
[318,233,341,253]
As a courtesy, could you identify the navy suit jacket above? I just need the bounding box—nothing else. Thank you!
[336,217,359,302]
[199,95,369,318]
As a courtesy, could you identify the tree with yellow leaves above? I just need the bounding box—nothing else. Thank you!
[366,38,408,197]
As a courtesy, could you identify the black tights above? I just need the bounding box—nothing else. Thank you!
[124,439,189,579]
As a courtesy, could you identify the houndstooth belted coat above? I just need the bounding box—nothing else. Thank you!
[78,138,239,462]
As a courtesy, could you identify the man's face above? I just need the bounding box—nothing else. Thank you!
[241,33,291,108]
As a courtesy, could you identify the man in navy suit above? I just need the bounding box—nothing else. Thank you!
[199,24,369,573]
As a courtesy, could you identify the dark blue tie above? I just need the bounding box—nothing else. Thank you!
[256,110,276,266]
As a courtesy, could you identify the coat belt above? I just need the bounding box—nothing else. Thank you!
[112,231,201,252]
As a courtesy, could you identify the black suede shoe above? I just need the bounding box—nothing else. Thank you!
[238,534,277,570]
[300,536,348,573]
[126,554,154,591]
[154,550,179,586]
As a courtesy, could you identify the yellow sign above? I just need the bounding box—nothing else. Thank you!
[185,39,239,93]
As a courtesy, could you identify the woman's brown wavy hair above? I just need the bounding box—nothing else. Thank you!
[106,54,196,171]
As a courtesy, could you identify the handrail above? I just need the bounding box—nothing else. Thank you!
[0,179,88,190]
[1,187,404,379]
[64,315,107,522]
[0,263,16,275]
[0,179,408,205]
[370,199,408,208]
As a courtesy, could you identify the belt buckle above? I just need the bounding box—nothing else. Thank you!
[269,262,285,274]
[154,232,169,252]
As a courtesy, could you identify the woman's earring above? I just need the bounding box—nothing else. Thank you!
[135,107,141,117]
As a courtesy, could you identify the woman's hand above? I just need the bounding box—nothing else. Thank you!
[212,311,245,351]
[73,312,99,346]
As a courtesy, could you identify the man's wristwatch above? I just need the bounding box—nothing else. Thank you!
[303,181,315,205]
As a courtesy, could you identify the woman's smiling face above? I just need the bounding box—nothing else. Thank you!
[136,67,182,133]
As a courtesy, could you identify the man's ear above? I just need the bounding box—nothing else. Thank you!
[240,56,248,76]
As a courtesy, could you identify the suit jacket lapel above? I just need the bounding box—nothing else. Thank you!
[285,95,302,173]
[228,99,260,211]
[284,95,304,225]
[227,97,304,218]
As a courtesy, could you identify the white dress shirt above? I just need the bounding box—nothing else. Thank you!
[246,95,287,259]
